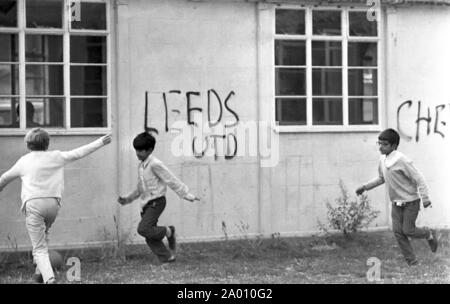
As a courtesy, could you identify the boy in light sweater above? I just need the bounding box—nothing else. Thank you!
[0,128,111,283]
[356,128,438,266]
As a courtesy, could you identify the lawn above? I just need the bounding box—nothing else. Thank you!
[0,230,449,284]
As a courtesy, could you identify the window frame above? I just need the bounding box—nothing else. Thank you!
[0,0,111,135]
[270,5,384,133]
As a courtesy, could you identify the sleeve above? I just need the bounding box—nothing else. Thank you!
[0,159,22,192]
[363,160,385,191]
[125,185,140,203]
[151,161,189,199]
[60,138,105,164]
[401,159,430,203]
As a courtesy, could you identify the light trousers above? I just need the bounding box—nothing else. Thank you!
[25,198,60,283]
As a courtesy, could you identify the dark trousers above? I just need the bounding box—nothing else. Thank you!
[137,196,171,262]
[391,199,430,263]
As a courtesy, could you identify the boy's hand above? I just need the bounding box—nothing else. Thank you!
[101,133,112,145]
[185,193,200,202]
[117,196,129,205]
[355,186,366,196]
[423,200,432,208]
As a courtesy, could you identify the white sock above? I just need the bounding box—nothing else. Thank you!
[428,231,433,240]
[166,226,172,237]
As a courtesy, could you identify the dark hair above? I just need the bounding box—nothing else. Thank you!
[133,132,155,151]
[378,128,400,147]
[16,101,35,119]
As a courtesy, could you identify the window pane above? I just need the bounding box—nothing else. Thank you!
[275,68,306,96]
[312,68,342,96]
[348,42,377,67]
[348,69,377,96]
[70,66,106,96]
[349,12,377,37]
[275,40,305,66]
[26,0,63,29]
[0,34,17,61]
[71,2,106,30]
[0,0,17,27]
[70,36,106,63]
[70,98,106,127]
[312,41,341,66]
[275,9,305,35]
[313,10,341,36]
[276,98,306,125]
[21,98,64,127]
[26,35,63,62]
[0,97,18,127]
[349,98,378,125]
[0,64,18,94]
[26,65,64,95]
[313,98,342,125]
[0,34,17,62]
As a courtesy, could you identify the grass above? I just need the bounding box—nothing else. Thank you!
[0,230,449,284]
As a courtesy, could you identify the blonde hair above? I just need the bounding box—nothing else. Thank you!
[24,128,50,151]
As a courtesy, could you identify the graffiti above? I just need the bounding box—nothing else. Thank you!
[145,89,240,160]
[397,100,449,142]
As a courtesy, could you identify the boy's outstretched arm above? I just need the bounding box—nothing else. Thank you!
[60,133,112,164]
[152,161,199,202]
[0,161,22,192]
[402,160,431,208]
[117,188,140,205]
[356,161,384,195]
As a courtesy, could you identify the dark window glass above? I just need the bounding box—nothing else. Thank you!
[70,36,106,63]
[313,10,341,36]
[275,40,306,66]
[312,68,342,96]
[313,98,342,125]
[0,33,18,61]
[312,41,341,66]
[348,42,377,67]
[275,68,306,96]
[26,0,63,29]
[71,2,106,30]
[26,65,64,95]
[70,98,106,127]
[0,64,18,94]
[275,98,306,125]
[349,11,377,37]
[275,9,305,35]
[0,97,18,127]
[70,66,106,96]
[349,98,378,125]
[348,69,377,96]
[0,0,17,27]
[26,35,63,62]
[25,98,64,127]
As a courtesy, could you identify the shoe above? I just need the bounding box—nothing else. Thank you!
[427,230,438,253]
[32,274,43,284]
[45,277,56,284]
[162,256,176,264]
[407,259,419,266]
[167,226,176,251]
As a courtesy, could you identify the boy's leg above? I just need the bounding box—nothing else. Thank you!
[25,198,59,283]
[391,203,416,264]
[137,197,172,262]
[402,200,430,240]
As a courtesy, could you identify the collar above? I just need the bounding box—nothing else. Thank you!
[384,150,403,168]
[140,154,153,169]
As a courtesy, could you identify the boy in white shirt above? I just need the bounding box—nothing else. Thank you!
[0,128,112,283]
[356,128,438,266]
[118,132,199,263]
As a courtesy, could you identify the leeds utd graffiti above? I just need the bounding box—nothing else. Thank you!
[397,100,448,142]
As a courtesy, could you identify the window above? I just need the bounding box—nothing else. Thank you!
[0,0,109,131]
[274,7,380,130]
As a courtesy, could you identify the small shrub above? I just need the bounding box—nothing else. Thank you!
[322,181,380,236]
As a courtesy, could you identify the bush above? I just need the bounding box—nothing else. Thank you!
[321,181,380,235]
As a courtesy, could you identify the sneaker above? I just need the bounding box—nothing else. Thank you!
[167,226,176,251]
[162,256,176,264]
[407,259,419,266]
[427,230,438,253]
[32,273,43,284]
[45,277,56,284]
